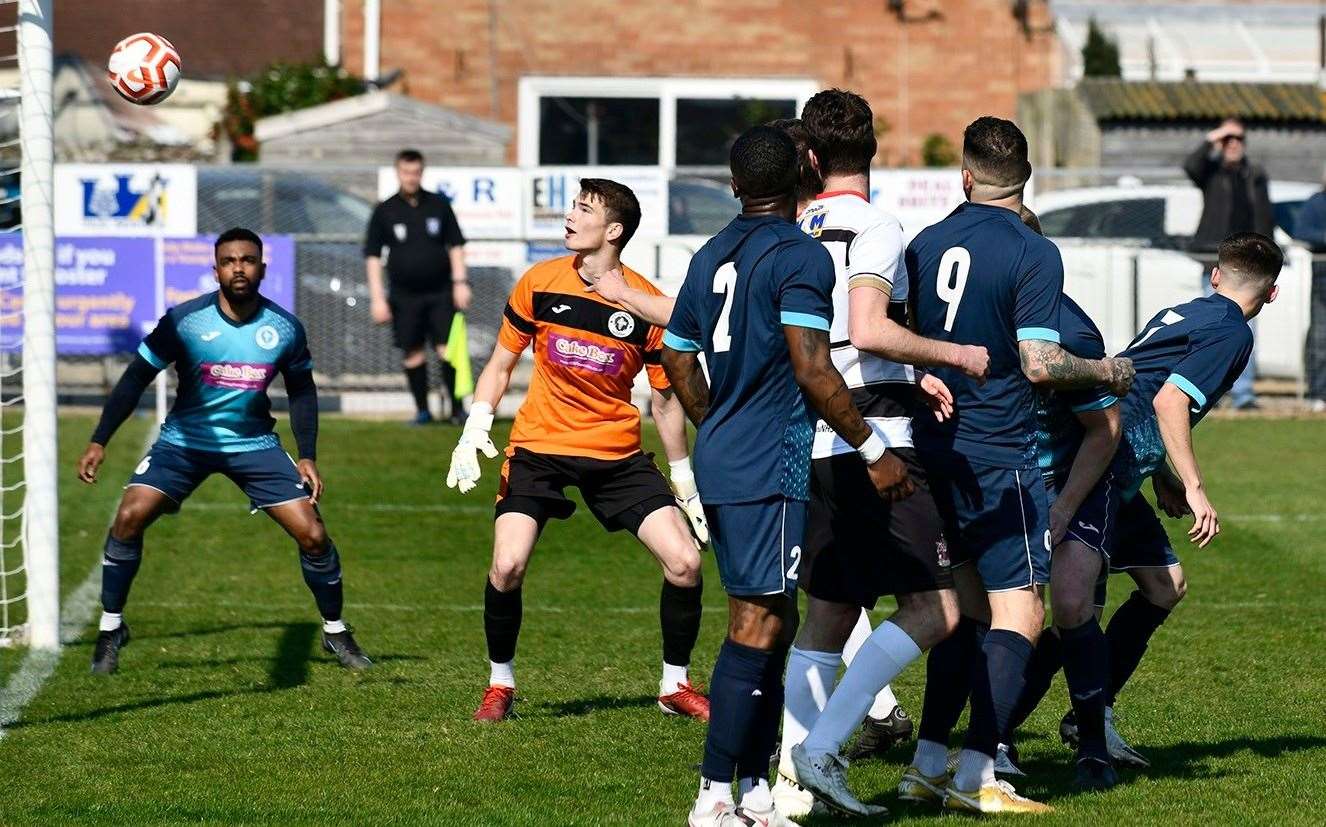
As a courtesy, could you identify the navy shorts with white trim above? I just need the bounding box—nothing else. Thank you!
[127,440,309,512]
[922,449,1050,591]
[704,496,806,598]
[1044,466,1119,558]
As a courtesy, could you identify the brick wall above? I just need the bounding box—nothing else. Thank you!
[340,0,1060,165]
[42,0,324,79]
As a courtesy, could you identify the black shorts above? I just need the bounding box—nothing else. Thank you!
[803,448,953,609]
[495,448,676,535]
[389,290,454,351]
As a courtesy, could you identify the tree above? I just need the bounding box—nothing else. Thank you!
[221,60,365,161]
[1082,17,1122,78]
[921,133,958,167]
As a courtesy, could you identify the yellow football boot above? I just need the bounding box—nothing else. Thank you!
[943,779,1053,814]
[897,766,949,805]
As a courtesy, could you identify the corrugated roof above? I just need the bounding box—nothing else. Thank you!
[1078,79,1326,122]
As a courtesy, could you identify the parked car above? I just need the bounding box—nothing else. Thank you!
[1030,181,1318,246]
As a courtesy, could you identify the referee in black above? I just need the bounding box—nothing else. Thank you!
[365,149,470,425]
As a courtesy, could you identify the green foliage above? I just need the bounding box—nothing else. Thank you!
[1082,17,1122,78]
[221,61,364,161]
[921,133,958,167]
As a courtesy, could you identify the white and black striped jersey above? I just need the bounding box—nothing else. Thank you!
[796,191,916,458]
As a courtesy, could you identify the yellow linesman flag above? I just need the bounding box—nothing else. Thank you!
[445,312,475,399]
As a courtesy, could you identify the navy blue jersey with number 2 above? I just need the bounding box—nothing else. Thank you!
[906,202,1065,468]
[665,214,836,504]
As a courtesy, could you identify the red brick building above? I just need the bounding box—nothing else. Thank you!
[339,0,1060,166]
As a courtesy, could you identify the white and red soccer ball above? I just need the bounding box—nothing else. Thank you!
[107,32,181,105]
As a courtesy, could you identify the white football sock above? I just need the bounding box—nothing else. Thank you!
[695,777,734,811]
[779,646,840,771]
[801,621,922,756]
[843,610,900,718]
[489,659,515,688]
[954,748,996,791]
[322,619,346,634]
[99,612,122,632]
[841,608,873,665]
[661,661,689,694]
[868,682,900,720]
[913,738,949,777]
[738,777,773,810]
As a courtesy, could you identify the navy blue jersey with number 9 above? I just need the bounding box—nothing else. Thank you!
[665,214,835,504]
[906,202,1065,468]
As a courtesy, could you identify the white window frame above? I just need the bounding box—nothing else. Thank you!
[517,76,819,169]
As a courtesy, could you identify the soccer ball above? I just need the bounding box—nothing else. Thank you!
[107,32,181,105]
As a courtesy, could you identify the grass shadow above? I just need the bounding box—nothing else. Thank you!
[535,694,661,718]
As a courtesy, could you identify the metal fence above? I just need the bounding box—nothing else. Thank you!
[49,163,1323,409]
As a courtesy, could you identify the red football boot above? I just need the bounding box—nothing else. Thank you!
[473,684,515,722]
[659,681,710,721]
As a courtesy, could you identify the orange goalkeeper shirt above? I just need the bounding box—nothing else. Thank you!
[497,255,670,461]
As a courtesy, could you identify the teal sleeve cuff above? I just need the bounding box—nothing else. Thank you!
[137,342,166,369]
[1166,373,1207,409]
[1071,394,1119,413]
[780,311,830,331]
[1016,327,1061,343]
[663,330,702,352]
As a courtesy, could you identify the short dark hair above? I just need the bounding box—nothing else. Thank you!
[396,148,424,165]
[800,89,877,176]
[768,117,822,203]
[1217,232,1282,290]
[962,116,1031,189]
[730,125,798,200]
[215,227,262,256]
[578,178,642,248]
[1018,205,1043,235]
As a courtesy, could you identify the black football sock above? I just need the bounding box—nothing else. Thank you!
[660,577,703,669]
[965,629,1033,757]
[484,579,523,664]
[1059,618,1109,760]
[299,543,344,622]
[702,639,772,784]
[404,364,429,414]
[1104,590,1171,705]
[736,641,788,784]
[1006,628,1063,735]
[917,615,984,746]
[439,361,462,415]
[100,533,143,614]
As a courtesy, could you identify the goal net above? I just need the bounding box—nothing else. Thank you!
[0,0,58,650]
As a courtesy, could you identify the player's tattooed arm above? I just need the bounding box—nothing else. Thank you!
[787,325,913,501]
[784,325,871,447]
[1019,339,1135,397]
[661,349,710,427]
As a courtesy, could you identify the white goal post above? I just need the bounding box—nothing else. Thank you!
[17,0,57,651]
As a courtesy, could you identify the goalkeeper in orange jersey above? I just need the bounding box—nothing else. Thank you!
[447,179,710,723]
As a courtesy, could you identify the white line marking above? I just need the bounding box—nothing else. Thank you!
[0,427,157,741]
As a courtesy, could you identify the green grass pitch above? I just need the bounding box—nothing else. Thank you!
[0,413,1323,824]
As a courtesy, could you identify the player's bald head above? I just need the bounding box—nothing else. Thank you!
[730,125,799,200]
[963,116,1032,199]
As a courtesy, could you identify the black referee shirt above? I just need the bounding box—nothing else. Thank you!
[363,190,466,294]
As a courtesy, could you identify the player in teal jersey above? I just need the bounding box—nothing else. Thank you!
[76,228,371,675]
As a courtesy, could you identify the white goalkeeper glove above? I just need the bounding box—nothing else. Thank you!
[446,402,499,494]
[669,457,709,547]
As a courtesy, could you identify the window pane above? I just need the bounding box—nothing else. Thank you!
[539,97,659,165]
[675,99,797,165]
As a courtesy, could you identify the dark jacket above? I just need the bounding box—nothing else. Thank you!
[1183,141,1274,252]
[1290,190,1326,252]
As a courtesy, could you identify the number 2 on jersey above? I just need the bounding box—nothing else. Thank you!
[712,262,738,353]
[936,246,970,332]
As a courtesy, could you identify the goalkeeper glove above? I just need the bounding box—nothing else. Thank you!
[669,457,708,546]
[446,402,499,494]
